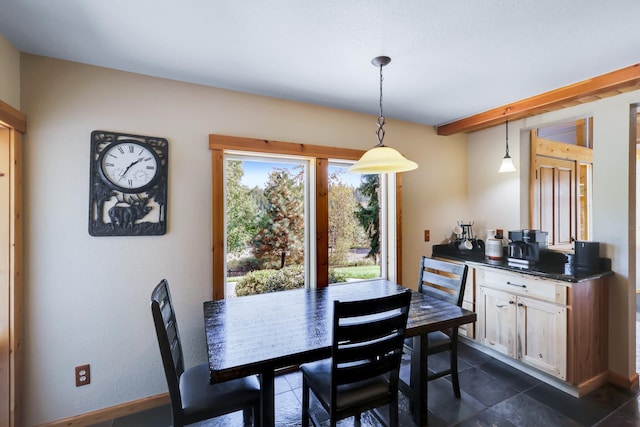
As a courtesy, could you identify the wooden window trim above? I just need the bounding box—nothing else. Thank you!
[209,134,403,299]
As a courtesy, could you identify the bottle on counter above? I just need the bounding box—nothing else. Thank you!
[485,229,504,260]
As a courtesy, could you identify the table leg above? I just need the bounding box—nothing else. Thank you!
[410,334,428,426]
[259,370,275,427]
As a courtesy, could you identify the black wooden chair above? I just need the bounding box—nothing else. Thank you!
[407,256,469,398]
[150,279,261,426]
[300,290,412,427]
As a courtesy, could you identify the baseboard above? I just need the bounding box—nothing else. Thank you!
[608,370,640,392]
[35,393,169,427]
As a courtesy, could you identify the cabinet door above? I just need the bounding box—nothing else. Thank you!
[517,296,567,380]
[478,287,516,357]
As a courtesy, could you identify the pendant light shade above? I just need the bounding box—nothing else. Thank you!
[498,120,516,173]
[349,146,418,173]
[349,56,418,174]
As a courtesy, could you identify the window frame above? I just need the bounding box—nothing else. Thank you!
[209,134,404,300]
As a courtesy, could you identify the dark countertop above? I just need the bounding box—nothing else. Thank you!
[432,243,613,283]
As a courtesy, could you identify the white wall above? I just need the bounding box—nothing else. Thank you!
[20,54,468,425]
[467,120,524,235]
[0,32,20,109]
[468,94,640,385]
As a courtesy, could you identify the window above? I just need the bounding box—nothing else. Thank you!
[210,135,402,299]
[225,155,308,298]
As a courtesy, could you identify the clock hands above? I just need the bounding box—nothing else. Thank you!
[118,158,143,182]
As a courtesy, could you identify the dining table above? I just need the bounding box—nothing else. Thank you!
[203,279,476,426]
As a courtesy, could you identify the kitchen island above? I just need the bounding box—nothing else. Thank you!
[432,243,613,397]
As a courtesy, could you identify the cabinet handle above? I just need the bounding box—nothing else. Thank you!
[517,302,524,307]
[506,281,526,288]
[495,301,515,308]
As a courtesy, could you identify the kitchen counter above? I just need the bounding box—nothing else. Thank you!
[432,243,613,283]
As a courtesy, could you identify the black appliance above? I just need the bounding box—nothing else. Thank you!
[574,241,600,272]
[507,229,549,267]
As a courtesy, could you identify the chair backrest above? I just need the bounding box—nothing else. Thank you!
[151,279,185,416]
[418,256,468,307]
[330,290,412,406]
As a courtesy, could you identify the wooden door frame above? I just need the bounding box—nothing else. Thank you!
[530,129,593,248]
[0,99,25,427]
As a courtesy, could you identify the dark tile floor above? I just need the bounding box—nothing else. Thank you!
[99,341,640,427]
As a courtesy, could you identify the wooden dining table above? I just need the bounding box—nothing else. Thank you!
[203,279,476,426]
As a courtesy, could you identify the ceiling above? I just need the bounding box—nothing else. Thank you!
[1,0,639,127]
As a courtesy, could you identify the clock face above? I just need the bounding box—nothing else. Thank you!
[99,141,160,192]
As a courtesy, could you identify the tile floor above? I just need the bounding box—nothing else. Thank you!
[97,340,640,427]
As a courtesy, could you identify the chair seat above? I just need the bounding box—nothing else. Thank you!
[300,359,390,410]
[180,363,261,419]
[427,331,452,352]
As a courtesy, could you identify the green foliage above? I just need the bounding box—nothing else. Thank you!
[355,174,381,262]
[253,169,304,269]
[328,171,359,266]
[227,256,261,273]
[332,265,380,280]
[235,269,276,296]
[225,160,260,255]
[235,265,349,296]
[328,269,348,284]
[235,265,305,296]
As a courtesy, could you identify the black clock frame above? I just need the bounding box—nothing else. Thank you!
[89,130,168,236]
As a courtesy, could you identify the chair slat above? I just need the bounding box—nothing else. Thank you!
[301,289,411,427]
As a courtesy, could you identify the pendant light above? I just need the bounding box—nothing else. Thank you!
[498,119,517,173]
[349,56,418,174]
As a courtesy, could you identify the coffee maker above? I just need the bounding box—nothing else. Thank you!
[507,229,548,267]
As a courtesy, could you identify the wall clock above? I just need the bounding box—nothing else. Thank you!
[89,130,168,236]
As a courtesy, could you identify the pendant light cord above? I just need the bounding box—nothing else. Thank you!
[376,63,386,147]
[504,119,510,156]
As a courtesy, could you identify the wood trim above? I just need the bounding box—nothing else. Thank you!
[608,370,639,392]
[533,137,594,163]
[315,158,329,288]
[211,149,225,300]
[209,134,364,160]
[0,100,26,134]
[9,130,22,427]
[396,174,402,285]
[437,63,640,136]
[1,117,24,427]
[35,393,169,427]
[575,371,610,397]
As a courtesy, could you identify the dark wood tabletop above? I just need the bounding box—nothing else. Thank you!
[203,279,476,426]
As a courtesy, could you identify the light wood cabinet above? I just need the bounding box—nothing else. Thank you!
[459,265,476,339]
[477,286,516,356]
[477,285,567,379]
[475,265,607,396]
[516,294,567,379]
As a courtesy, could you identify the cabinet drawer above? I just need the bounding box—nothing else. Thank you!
[478,268,567,305]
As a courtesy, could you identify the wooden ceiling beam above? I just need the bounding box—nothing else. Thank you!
[436,63,640,136]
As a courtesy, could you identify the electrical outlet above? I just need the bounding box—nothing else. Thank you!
[424,230,430,242]
[75,364,91,387]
